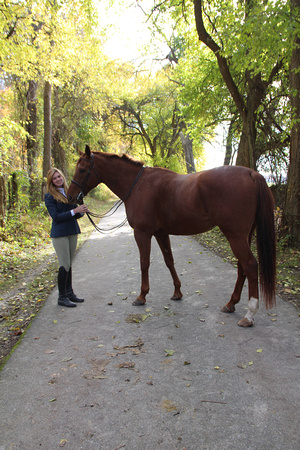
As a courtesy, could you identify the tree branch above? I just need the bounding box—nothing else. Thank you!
[193,0,246,121]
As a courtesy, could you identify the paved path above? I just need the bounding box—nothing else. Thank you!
[0,205,299,450]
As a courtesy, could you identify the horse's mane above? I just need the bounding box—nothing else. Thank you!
[104,152,144,167]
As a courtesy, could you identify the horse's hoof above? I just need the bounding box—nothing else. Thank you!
[171,294,182,301]
[238,317,254,327]
[221,305,235,313]
[132,299,146,306]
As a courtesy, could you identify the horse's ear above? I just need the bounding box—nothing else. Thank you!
[85,145,91,157]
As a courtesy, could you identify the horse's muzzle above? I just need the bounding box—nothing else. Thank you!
[76,191,84,205]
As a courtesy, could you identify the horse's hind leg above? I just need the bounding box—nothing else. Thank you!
[221,261,246,313]
[132,229,152,306]
[154,232,183,300]
[223,235,259,327]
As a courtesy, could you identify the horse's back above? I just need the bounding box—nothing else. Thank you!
[128,165,262,236]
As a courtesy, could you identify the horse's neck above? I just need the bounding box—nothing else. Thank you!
[96,156,139,199]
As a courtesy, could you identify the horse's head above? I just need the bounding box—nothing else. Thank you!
[67,145,101,204]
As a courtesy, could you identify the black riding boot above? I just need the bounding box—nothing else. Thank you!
[66,267,84,303]
[58,266,76,307]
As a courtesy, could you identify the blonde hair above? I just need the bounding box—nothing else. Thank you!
[46,168,69,204]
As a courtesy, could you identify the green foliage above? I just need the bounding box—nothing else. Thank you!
[153,0,293,170]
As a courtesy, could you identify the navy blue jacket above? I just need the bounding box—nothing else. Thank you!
[45,193,83,238]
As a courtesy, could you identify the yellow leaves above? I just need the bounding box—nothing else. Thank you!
[237,361,254,369]
[237,363,248,369]
[214,366,225,373]
[164,349,175,357]
[125,314,148,323]
[257,348,263,353]
[161,399,177,412]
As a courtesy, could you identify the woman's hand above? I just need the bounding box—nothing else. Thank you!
[73,204,90,214]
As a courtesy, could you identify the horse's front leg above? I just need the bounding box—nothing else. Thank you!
[132,229,152,306]
[154,232,183,300]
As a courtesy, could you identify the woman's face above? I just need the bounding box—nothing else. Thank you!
[52,171,64,188]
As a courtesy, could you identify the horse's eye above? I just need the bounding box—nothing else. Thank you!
[79,169,86,174]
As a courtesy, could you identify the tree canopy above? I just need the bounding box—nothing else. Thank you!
[0,0,299,244]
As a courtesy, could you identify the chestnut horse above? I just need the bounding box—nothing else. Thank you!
[68,145,276,327]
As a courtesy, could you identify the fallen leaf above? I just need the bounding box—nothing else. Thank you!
[161,399,177,412]
[117,362,135,369]
[214,366,220,370]
[59,439,68,447]
[165,349,175,357]
[248,361,254,366]
[256,349,263,353]
[49,398,57,402]
[61,357,72,362]
[237,363,247,369]
[45,350,55,354]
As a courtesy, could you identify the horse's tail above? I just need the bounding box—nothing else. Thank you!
[255,174,276,309]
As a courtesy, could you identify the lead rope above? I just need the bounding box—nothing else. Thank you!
[86,209,128,233]
[84,166,145,233]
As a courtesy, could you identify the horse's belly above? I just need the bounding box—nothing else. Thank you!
[161,213,214,236]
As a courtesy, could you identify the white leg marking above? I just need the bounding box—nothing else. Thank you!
[245,297,259,323]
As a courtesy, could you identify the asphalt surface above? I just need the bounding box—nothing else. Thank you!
[0,204,299,450]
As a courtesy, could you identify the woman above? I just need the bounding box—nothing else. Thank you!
[45,168,89,308]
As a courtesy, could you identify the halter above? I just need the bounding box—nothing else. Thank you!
[71,153,100,204]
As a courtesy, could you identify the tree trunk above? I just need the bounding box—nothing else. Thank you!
[26,80,38,208]
[8,172,18,209]
[224,119,235,165]
[283,0,300,247]
[179,131,196,173]
[0,175,6,227]
[43,81,52,197]
[52,86,67,175]
[236,115,256,169]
